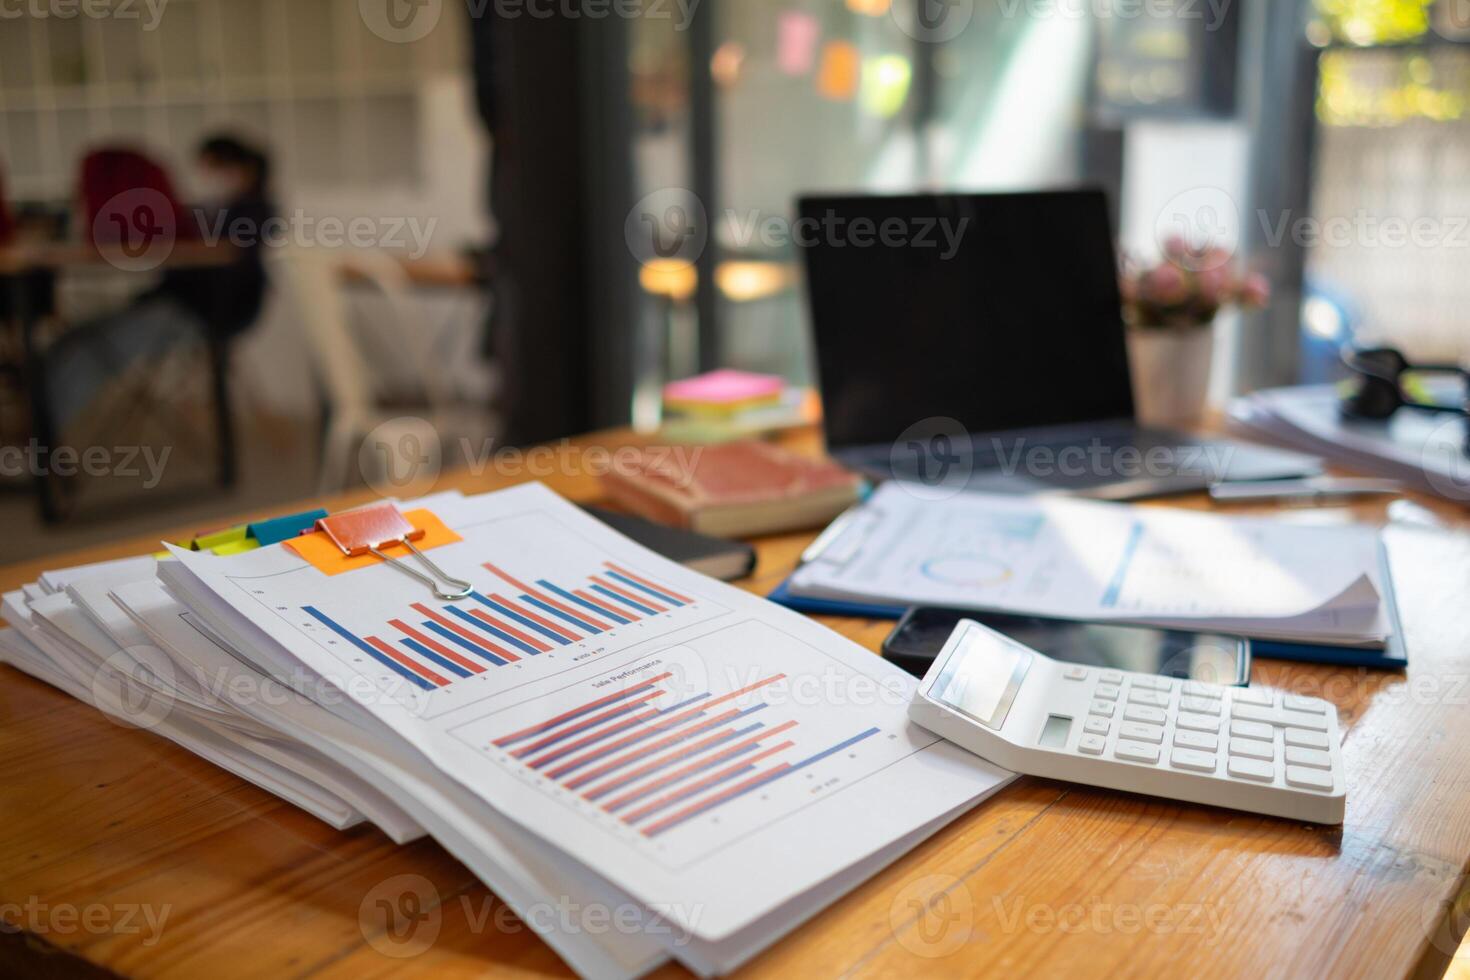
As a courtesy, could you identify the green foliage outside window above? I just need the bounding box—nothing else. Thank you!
[1313,0,1434,45]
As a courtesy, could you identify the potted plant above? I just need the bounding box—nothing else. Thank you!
[1120,238,1270,428]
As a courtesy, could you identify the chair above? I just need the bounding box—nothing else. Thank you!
[23,147,235,520]
[0,164,24,452]
[268,247,499,494]
[78,147,193,248]
[0,164,14,246]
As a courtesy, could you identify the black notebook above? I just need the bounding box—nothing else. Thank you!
[582,506,758,582]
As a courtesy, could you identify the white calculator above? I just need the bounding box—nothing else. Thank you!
[909,619,1345,824]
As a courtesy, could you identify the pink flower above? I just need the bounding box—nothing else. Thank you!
[1195,266,1226,305]
[1239,273,1271,308]
[1142,263,1189,305]
[1162,235,1192,261]
[1196,245,1234,272]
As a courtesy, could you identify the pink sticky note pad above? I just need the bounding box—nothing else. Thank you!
[664,369,785,407]
[778,11,820,77]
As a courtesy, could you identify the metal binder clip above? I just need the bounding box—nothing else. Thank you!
[316,503,473,601]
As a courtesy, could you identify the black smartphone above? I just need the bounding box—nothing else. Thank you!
[883,607,1251,686]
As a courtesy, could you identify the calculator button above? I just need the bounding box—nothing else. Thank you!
[1131,675,1172,691]
[1089,700,1115,718]
[1279,710,1330,732]
[1230,720,1274,742]
[1175,712,1220,733]
[1078,734,1106,755]
[1285,766,1334,792]
[1182,681,1220,698]
[1123,705,1166,725]
[1179,696,1220,715]
[1232,688,1274,706]
[1283,695,1327,714]
[1100,670,1124,685]
[1127,689,1170,708]
[1229,737,1274,762]
[1284,746,1332,771]
[1283,729,1330,750]
[1084,716,1111,736]
[1227,757,1276,782]
[1114,740,1161,764]
[1120,722,1165,744]
[1094,684,1121,701]
[1063,666,1089,681]
[1231,703,1276,723]
[1173,730,1218,752]
[1170,748,1217,773]
[1232,703,1332,733]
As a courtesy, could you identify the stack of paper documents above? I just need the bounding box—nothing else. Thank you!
[0,484,1012,977]
[1229,384,1470,503]
[789,484,1403,651]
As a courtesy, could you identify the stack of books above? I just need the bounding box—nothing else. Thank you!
[601,440,863,538]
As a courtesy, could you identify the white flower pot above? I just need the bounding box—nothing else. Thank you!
[1126,324,1215,430]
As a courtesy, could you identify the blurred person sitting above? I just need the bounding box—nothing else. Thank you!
[45,136,275,435]
[0,163,14,247]
[150,136,274,340]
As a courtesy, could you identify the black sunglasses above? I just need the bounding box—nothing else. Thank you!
[1339,346,1469,422]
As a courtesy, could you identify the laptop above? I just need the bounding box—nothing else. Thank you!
[796,189,1319,499]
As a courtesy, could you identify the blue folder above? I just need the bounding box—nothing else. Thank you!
[767,574,1408,670]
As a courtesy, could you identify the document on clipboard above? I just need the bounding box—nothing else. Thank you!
[788,484,1398,649]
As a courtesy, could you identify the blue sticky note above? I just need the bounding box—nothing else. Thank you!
[248,509,329,547]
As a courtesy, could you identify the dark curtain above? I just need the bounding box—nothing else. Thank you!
[469,8,593,446]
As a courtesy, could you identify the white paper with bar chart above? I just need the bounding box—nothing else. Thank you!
[167,484,1009,940]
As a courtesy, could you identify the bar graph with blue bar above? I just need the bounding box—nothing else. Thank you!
[488,667,887,841]
[297,559,701,692]
[640,727,882,837]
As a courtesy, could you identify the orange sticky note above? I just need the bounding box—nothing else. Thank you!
[817,41,860,101]
[286,509,463,577]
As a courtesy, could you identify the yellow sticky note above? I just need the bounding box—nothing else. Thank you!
[861,55,912,119]
[211,539,262,557]
[194,525,249,551]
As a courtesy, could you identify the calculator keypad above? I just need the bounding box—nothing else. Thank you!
[1078,672,1339,795]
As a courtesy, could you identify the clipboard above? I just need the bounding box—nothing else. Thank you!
[776,508,1410,671]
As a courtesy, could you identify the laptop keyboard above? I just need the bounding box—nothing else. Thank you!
[880,425,1228,491]
[965,427,1189,467]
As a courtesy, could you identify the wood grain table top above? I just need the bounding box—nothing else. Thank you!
[3,428,1470,979]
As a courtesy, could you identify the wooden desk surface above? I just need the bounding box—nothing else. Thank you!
[4,429,1470,979]
[0,242,475,285]
[0,240,235,275]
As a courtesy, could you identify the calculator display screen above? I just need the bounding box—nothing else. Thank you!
[928,626,1032,730]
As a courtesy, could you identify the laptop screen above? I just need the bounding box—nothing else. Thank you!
[798,190,1135,450]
